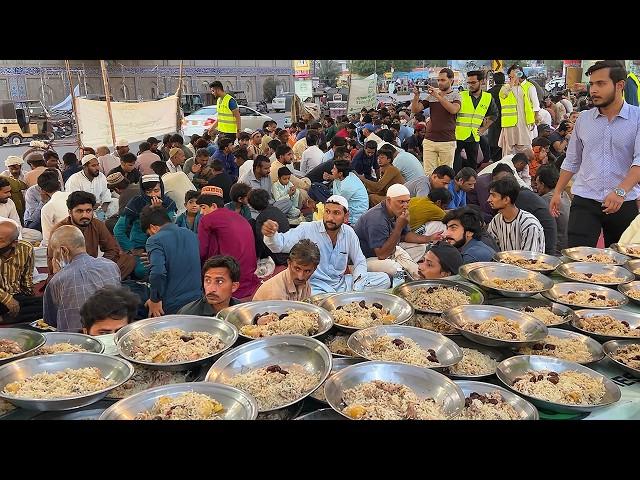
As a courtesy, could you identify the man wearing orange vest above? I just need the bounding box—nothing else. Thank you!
[453,70,499,172]
[208,81,241,142]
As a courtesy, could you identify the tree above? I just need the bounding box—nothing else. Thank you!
[349,60,421,76]
[263,77,277,102]
[317,60,341,87]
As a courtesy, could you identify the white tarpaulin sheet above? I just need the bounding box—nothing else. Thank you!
[347,74,377,114]
[76,95,178,147]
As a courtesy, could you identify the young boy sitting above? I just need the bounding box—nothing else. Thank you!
[175,190,202,233]
[224,182,252,220]
[272,166,303,222]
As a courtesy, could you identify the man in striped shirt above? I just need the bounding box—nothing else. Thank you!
[486,176,546,253]
[0,220,42,323]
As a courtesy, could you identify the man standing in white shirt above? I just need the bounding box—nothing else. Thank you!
[64,155,111,217]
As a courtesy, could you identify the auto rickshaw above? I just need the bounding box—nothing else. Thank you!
[0,100,53,146]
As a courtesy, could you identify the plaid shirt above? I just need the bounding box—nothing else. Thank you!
[43,253,120,332]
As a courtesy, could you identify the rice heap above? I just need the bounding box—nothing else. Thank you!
[0,339,23,359]
[457,391,521,420]
[38,343,88,355]
[127,328,226,363]
[3,367,114,399]
[410,314,459,334]
[557,290,621,307]
[576,315,640,337]
[406,286,470,312]
[360,336,440,367]
[332,300,396,328]
[225,364,320,410]
[447,347,498,376]
[511,370,606,405]
[240,310,320,338]
[521,306,566,326]
[463,315,525,340]
[611,344,640,370]
[577,253,616,264]
[135,392,224,420]
[518,335,593,363]
[499,254,553,271]
[488,278,544,292]
[341,380,446,420]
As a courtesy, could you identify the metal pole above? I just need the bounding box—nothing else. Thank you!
[64,60,83,151]
[100,60,117,149]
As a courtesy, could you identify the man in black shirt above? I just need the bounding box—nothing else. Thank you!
[248,188,290,265]
[207,160,233,203]
[108,153,141,184]
[305,159,335,184]
[547,120,572,161]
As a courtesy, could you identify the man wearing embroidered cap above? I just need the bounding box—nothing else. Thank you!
[1,156,25,182]
[196,185,261,299]
[353,183,443,279]
[115,139,130,158]
[64,154,112,218]
[262,194,391,294]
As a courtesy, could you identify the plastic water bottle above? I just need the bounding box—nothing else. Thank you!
[392,267,406,288]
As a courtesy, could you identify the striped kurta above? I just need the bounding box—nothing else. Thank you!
[0,240,34,305]
[487,209,546,253]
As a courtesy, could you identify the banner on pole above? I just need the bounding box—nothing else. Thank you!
[294,80,313,101]
[294,60,311,79]
[347,74,377,114]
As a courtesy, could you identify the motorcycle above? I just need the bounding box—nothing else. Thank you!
[255,100,269,114]
[51,118,73,139]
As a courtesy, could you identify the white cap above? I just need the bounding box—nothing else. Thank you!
[326,195,349,211]
[5,155,24,167]
[386,184,411,198]
[116,139,129,147]
[243,128,254,133]
[81,154,97,165]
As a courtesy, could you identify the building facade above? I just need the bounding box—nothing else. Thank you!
[0,60,294,106]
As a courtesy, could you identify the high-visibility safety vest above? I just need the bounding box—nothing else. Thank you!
[455,91,492,142]
[500,80,535,128]
[216,93,238,133]
[624,72,640,106]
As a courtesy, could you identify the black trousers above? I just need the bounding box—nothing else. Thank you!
[479,135,491,165]
[0,295,43,324]
[567,195,639,248]
[453,140,479,173]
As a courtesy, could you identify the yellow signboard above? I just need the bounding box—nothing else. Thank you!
[294,60,311,78]
[492,60,503,72]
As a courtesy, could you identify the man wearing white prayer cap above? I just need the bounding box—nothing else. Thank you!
[353,183,443,279]
[261,193,391,294]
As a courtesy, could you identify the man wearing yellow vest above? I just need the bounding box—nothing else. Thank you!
[624,71,640,107]
[498,65,541,155]
[453,70,498,172]
[208,81,241,141]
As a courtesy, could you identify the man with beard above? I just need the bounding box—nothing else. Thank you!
[454,70,498,172]
[262,195,390,294]
[178,256,243,316]
[1,155,25,181]
[0,176,22,225]
[0,157,28,223]
[253,239,319,302]
[442,207,496,263]
[0,220,42,323]
[140,206,202,316]
[47,191,136,280]
[65,154,112,218]
[550,60,640,248]
[411,68,461,174]
[208,81,241,141]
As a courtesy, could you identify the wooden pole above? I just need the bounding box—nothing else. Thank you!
[65,60,83,151]
[100,60,117,149]
[176,60,184,132]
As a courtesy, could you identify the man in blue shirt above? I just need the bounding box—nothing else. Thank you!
[140,205,202,316]
[262,195,390,294]
[331,160,369,225]
[550,60,640,247]
[213,137,238,179]
[442,207,496,264]
[447,167,477,209]
[351,140,379,181]
[381,144,424,183]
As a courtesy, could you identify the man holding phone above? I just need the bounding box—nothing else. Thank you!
[498,65,541,155]
[411,68,461,176]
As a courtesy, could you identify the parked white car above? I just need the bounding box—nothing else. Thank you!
[272,92,294,113]
[181,105,273,137]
